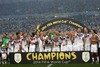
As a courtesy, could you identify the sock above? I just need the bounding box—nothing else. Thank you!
[97,56,99,62]
[92,57,94,62]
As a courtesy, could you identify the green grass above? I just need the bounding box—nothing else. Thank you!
[0,64,100,67]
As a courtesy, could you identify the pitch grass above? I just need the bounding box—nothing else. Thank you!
[0,64,100,67]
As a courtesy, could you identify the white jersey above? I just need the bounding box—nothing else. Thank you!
[84,34,91,44]
[45,39,52,52]
[21,38,28,52]
[52,39,60,52]
[13,39,21,52]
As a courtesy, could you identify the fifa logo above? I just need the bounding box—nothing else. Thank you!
[14,53,22,63]
[82,52,90,62]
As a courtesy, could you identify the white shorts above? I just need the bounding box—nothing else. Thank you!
[77,43,83,51]
[72,43,77,51]
[39,47,44,52]
[66,45,72,51]
[52,46,60,52]
[2,53,7,59]
[91,44,98,53]
[29,44,36,52]
[22,46,28,52]
[45,46,51,52]
[14,46,20,52]
[7,48,14,55]
[61,45,67,51]
[85,43,90,51]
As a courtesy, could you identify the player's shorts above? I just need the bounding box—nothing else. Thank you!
[7,47,14,55]
[61,45,67,51]
[66,45,72,51]
[29,44,36,52]
[2,53,7,59]
[52,46,60,52]
[14,46,20,52]
[22,46,28,52]
[45,46,51,52]
[91,44,98,53]
[72,43,77,51]
[39,47,44,52]
[77,43,83,51]
[85,43,90,51]
[36,47,40,52]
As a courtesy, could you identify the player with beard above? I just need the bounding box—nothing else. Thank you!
[83,28,91,51]
[90,30,99,64]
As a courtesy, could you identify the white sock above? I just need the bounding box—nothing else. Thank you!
[92,57,94,62]
[97,56,99,62]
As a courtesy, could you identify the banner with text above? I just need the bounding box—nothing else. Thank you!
[10,51,92,64]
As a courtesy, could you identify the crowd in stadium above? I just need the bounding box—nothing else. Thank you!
[0,14,100,34]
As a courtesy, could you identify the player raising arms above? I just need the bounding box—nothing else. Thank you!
[90,29,99,64]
